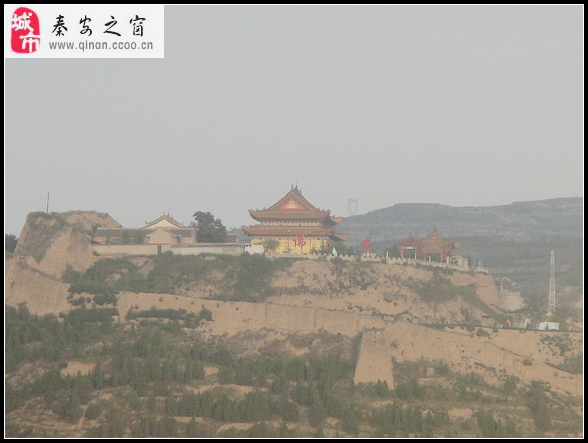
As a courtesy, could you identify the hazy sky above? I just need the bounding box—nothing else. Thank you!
[5,5,584,236]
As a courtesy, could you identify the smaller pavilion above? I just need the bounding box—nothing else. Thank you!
[397,228,457,262]
[93,214,196,245]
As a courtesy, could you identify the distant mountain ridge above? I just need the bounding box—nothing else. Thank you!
[340,197,583,246]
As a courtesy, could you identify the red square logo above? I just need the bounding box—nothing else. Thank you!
[11,7,41,54]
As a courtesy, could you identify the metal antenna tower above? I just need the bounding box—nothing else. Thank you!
[548,251,556,312]
[347,198,358,217]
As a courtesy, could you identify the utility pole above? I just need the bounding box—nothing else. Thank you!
[548,251,556,313]
[47,192,50,213]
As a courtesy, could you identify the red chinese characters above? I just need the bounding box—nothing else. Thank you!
[11,7,41,54]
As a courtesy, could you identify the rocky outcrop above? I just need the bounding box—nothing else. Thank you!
[13,211,120,279]
[63,211,121,232]
[5,211,123,314]
[5,257,75,317]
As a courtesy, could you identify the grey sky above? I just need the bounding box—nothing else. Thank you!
[5,5,584,237]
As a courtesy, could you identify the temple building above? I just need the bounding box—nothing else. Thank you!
[396,231,419,259]
[397,228,458,262]
[93,214,196,245]
[242,186,349,254]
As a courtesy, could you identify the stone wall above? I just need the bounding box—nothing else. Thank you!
[117,292,385,338]
[93,244,168,256]
[172,243,264,256]
[354,330,394,387]
[172,243,246,256]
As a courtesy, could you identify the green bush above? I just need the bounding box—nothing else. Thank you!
[503,376,518,394]
[395,379,426,400]
[476,328,490,337]
[475,410,507,437]
[84,402,102,420]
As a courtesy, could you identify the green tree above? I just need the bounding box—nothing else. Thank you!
[263,238,280,253]
[309,388,327,427]
[384,243,401,258]
[278,422,292,437]
[54,390,83,423]
[158,415,178,437]
[148,393,157,413]
[475,410,507,438]
[503,376,518,395]
[74,371,93,405]
[165,393,177,415]
[250,421,269,438]
[130,390,142,411]
[219,365,233,384]
[84,402,102,420]
[415,272,454,320]
[525,381,551,433]
[5,234,18,253]
[277,397,299,422]
[5,379,23,413]
[342,405,362,436]
[134,230,145,244]
[192,211,228,243]
[332,240,355,255]
[92,363,105,390]
[186,418,200,437]
[271,372,287,394]
[121,230,131,244]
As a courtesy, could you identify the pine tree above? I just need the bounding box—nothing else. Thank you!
[111,368,120,388]
[130,390,142,411]
[132,424,145,438]
[148,393,157,413]
[219,365,233,384]
[346,378,356,397]
[165,393,177,415]
[291,381,305,404]
[186,418,199,437]
[59,390,83,423]
[200,391,214,417]
[278,422,291,437]
[183,359,196,382]
[271,372,287,394]
[75,373,93,405]
[131,360,148,396]
[92,363,105,390]
[213,395,227,421]
[5,379,23,413]
[158,415,177,437]
[309,388,326,427]
[84,402,102,420]
[250,421,269,438]
[342,405,362,436]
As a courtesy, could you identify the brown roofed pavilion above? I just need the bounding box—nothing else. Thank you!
[242,186,348,254]
[397,228,456,261]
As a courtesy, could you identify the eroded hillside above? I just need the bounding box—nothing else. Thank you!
[5,211,583,438]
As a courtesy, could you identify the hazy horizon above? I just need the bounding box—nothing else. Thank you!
[5,5,584,236]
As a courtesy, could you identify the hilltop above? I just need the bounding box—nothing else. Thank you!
[340,197,583,305]
[4,211,583,438]
[340,197,583,243]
